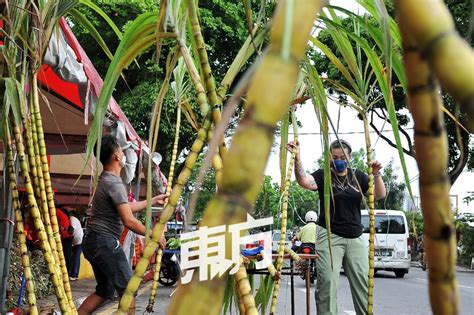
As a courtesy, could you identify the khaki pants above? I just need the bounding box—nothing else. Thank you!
[315,227,369,315]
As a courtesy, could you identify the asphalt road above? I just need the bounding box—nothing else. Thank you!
[93,267,473,314]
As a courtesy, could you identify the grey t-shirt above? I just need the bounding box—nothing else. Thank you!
[87,171,128,239]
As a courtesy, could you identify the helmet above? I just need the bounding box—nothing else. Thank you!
[305,211,318,223]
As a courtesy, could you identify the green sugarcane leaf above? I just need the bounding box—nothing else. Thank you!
[310,37,359,95]
[304,59,334,269]
[79,0,122,39]
[79,12,159,188]
[68,8,114,61]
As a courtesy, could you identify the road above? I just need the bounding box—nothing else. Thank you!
[93,267,473,314]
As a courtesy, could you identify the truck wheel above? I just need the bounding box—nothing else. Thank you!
[394,269,406,278]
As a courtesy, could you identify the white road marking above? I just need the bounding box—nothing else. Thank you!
[343,311,356,315]
[415,277,473,289]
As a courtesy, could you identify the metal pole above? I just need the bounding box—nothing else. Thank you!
[305,266,310,315]
[0,158,15,310]
[290,258,295,315]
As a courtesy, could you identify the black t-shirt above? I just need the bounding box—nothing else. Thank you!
[311,168,369,238]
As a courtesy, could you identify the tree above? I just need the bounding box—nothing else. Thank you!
[69,0,260,175]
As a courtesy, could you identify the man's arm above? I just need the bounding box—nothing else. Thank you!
[116,203,166,248]
[117,203,146,235]
[129,194,169,213]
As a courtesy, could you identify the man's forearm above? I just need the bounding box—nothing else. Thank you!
[129,200,148,213]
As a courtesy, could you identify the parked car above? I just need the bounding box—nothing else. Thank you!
[272,230,292,253]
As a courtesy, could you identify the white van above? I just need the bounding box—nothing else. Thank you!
[361,210,410,278]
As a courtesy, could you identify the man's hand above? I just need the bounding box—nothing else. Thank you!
[286,140,301,157]
[370,160,383,175]
[152,194,169,206]
[158,236,166,250]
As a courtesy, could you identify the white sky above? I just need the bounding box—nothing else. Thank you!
[263,0,474,214]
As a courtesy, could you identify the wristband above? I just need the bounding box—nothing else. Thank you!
[373,173,381,177]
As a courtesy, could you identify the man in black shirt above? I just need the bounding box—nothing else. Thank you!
[288,139,386,315]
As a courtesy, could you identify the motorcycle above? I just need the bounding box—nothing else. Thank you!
[158,251,181,286]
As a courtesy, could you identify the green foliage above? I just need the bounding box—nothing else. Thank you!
[457,223,474,267]
[69,0,264,174]
[405,210,424,236]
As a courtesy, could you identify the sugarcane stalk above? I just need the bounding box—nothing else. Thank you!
[178,39,210,117]
[30,74,76,311]
[363,116,375,315]
[29,97,61,270]
[234,257,258,315]
[166,2,321,313]
[187,0,227,160]
[396,9,459,314]
[260,250,279,282]
[395,0,474,132]
[117,115,212,313]
[145,249,163,313]
[283,247,309,271]
[5,139,38,315]
[270,109,297,315]
[146,105,182,312]
[10,123,71,314]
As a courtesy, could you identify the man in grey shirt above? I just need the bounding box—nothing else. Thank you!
[79,135,167,315]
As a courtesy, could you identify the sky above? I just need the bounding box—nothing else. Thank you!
[261,1,473,214]
[263,101,474,214]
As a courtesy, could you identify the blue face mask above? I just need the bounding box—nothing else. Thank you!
[332,159,348,173]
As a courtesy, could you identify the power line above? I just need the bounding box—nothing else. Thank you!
[289,128,414,136]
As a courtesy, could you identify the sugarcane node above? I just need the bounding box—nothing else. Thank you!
[413,127,444,138]
[218,191,252,209]
[419,30,457,61]
[239,116,277,136]
[407,80,437,95]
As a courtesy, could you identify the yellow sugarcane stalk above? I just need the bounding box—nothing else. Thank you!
[146,249,163,313]
[187,0,227,160]
[146,105,182,312]
[166,2,321,314]
[397,8,459,314]
[395,0,474,132]
[234,257,258,315]
[30,75,76,311]
[29,99,61,270]
[10,123,71,314]
[6,140,39,315]
[270,110,297,315]
[260,250,279,282]
[363,116,375,315]
[284,247,309,272]
[117,115,212,313]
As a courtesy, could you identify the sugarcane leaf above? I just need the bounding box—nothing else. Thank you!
[321,9,361,83]
[181,100,200,131]
[78,0,122,39]
[68,8,114,61]
[304,59,334,269]
[309,37,359,95]
[79,12,159,187]
[3,78,23,129]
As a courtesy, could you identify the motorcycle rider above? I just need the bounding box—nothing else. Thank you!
[293,211,318,246]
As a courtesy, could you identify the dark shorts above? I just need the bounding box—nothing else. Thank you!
[82,230,132,299]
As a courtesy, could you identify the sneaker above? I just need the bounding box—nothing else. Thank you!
[69,277,78,281]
